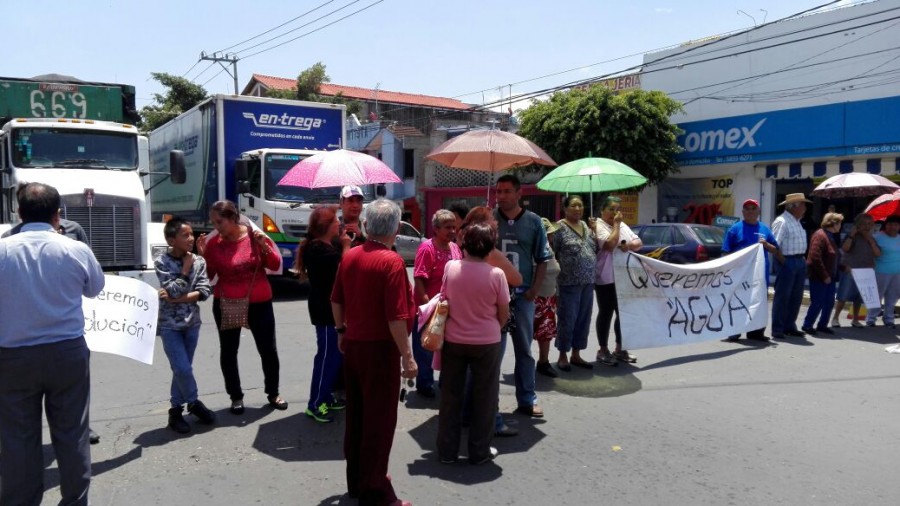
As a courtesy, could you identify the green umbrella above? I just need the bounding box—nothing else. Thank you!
[536,157,647,216]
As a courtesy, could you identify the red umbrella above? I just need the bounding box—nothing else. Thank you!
[864,189,900,221]
[425,129,556,172]
[811,172,900,199]
[277,149,401,188]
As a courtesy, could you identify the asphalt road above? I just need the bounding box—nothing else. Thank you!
[33,274,900,506]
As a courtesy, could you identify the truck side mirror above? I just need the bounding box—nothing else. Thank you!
[169,150,186,185]
[235,159,249,181]
[236,180,250,195]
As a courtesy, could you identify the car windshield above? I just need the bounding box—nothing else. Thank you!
[11,128,138,170]
[263,154,340,203]
[691,225,724,245]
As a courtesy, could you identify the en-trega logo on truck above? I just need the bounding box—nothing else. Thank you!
[682,118,766,153]
[241,111,325,131]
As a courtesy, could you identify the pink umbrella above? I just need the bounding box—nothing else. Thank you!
[811,172,899,199]
[277,149,401,188]
[865,189,900,221]
[425,129,556,172]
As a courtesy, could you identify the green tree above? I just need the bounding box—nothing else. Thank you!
[517,85,683,185]
[265,62,361,115]
[139,73,208,133]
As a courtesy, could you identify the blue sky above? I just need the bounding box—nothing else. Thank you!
[4,0,857,110]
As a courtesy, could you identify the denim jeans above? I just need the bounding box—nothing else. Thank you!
[159,325,201,408]
[308,325,342,411]
[411,313,435,391]
[772,256,807,335]
[867,272,900,325]
[803,280,837,330]
[555,283,594,352]
[501,294,537,408]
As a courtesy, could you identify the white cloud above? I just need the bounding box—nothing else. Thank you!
[654,7,674,14]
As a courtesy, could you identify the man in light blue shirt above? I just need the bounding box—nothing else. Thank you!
[0,182,104,506]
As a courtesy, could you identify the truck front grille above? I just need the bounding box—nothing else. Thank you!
[282,224,308,240]
[62,199,141,269]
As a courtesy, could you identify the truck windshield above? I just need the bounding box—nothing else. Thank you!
[264,153,340,203]
[11,128,138,170]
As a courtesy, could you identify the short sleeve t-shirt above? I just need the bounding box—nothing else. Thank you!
[443,260,510,345]
[331,242,415,340]
[413,239,463,299]
[874,232,900,275]
[494,208,553,289]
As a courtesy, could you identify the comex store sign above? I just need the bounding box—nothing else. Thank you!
[682,118,767,153]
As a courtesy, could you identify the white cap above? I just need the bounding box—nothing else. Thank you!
[340,185,364,199]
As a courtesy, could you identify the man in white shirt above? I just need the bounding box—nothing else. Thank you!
[771,193,812,339]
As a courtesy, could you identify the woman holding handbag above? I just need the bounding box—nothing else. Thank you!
[437,222,510,465]
[197,200,285,414]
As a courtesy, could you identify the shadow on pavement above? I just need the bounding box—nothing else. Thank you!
[535,364,644,398]
[254,411,345,462]
[838,329,900,345]
[315,493,356,506]
[41,444,144,493]
[638,347,756,372]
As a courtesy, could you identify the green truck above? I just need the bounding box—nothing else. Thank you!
[0,75,140,125]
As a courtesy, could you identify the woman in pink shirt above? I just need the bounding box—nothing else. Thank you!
[197,200,284,414]
[437,222,510,465]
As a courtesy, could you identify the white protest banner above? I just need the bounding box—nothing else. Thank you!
[614,244,767,349]
[83,275,158,365]
[851,268,880,311]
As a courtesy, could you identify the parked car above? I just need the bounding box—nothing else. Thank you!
[395,221,424,265]
[630,223,724,264]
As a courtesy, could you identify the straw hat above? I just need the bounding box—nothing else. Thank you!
[541,217,560,234]
[778,193,813,206]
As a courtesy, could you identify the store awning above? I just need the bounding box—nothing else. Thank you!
[755,158,900,180]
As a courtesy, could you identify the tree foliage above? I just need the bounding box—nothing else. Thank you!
[139,73,208,133]
[517,86,683,186]
[265,62,361,115]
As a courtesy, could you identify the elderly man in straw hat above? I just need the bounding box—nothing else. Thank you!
[771,193,813,339]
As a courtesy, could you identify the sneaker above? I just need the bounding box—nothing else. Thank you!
[613,349,638,363]
[167,407,191,434]
[88,428,100,445]
[831,318,840,328]
[471,447,498,465]
[866,321,876,327]
[851,320,864,328]
[494,424,519,437]
[187,400,216,425]
[597,350,618,366]
[305,403,334,423]
[327,399,347,411]
[439,455,458,464]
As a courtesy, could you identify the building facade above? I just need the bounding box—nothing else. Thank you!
[639,0,900,226]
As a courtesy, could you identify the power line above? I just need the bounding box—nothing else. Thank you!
[378,2,898,130]
[240,0,384,60]
[215,0,339,54]
[234,1,364,56]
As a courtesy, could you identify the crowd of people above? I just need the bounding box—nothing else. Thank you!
[6,178,900,506]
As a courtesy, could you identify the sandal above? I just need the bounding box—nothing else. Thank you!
[267,395,288,410]
[230,399,244,415]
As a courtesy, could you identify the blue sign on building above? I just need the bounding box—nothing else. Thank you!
[676,95,900,166]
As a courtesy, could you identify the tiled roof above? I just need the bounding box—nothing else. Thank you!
[247,73,472,111]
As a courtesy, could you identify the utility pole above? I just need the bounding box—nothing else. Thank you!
[200,52,240,94]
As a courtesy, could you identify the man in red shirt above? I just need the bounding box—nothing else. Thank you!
[331,198,417,506]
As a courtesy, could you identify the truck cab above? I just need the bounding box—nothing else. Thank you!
[235,148,375,269]
[0,117,183,284]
